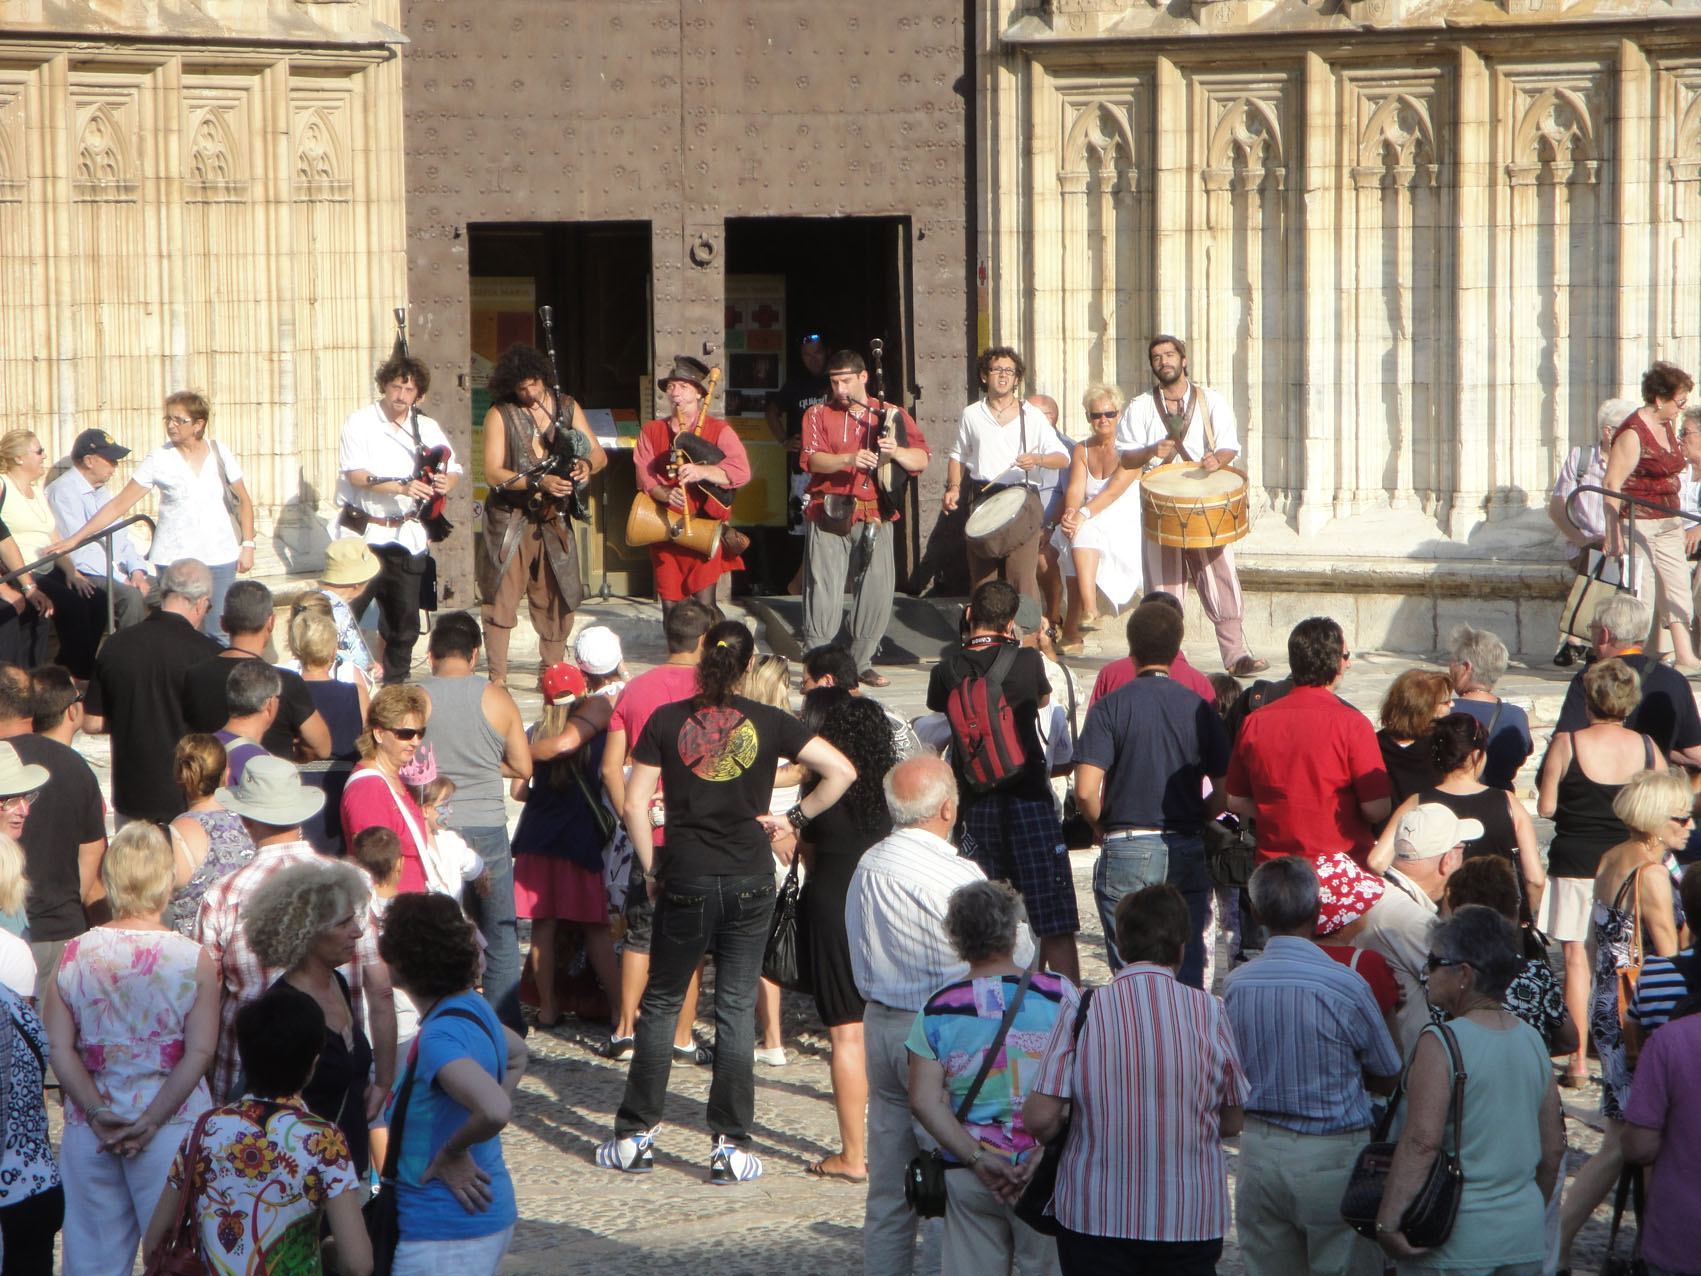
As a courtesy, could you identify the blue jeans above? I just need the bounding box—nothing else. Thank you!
[204,560,237,642]
[457,825,523,1035]
[616,873,775,1145]
[1094,831,1212,988]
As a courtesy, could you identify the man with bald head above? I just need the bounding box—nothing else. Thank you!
[847,755,1036,1275]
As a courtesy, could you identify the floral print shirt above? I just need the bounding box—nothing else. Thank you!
[168,1098,359,1276]
[57,926,212,1126]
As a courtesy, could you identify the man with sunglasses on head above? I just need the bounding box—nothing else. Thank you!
[1117,334,1267,677]
[944,346,1071,605]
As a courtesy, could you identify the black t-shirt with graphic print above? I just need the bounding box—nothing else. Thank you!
[633,695,814,877]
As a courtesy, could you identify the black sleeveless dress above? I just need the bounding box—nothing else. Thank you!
[1421,784,1527,921]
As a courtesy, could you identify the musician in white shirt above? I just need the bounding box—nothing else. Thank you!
[943,346,1072,604]
[336,353,461,684]
[1116,334,1267,676]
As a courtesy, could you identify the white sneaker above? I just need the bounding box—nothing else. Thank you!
[708,1136,762,1185]
[596,1129,654,1174]
[754,1046,788,1067]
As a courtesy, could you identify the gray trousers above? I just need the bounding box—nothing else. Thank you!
[802,518,894,674]
[864,1002,941,1276]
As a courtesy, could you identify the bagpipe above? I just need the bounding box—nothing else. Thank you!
[624,366,748,558]
[391,308,453,542]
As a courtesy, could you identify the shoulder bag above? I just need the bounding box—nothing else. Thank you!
[1012,984,1095,1236]
[1339,1021,1467,1248]
[209,442,243,541]
[1613,865,1650,1067]
[141,1108,220,1276]
[761,854,811,994]
[365,1002,499,1276]
[905,963,1037,1218]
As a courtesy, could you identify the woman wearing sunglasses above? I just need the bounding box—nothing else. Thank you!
[1053,386,1143,652]
[1554,765,1687,1273]
[341,683,436,894]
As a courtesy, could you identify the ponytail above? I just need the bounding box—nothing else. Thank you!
[695,621,754,708]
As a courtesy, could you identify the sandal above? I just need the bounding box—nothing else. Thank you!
[805,1158,868,1184]
[858,669,891,688]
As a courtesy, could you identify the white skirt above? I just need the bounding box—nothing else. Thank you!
[1052,481,1145,609]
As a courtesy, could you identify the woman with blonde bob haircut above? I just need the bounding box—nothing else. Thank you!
[243,858,379,1178]
[45,821,218,1276]
[1554,766,1688,1271]
[342,683,435,893]
[1054,384,1142,650]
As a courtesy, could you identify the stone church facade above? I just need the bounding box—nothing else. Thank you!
[0,0,407,569]
[977,0,1701,651]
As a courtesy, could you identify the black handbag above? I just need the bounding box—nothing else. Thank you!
[905,963,1037,1218]
[762,855,811,994]
[1201,815,1257,890]
[1599,1164,1646,1276]
[1339,1022,1466,1249]
[1012,985,1094,1237]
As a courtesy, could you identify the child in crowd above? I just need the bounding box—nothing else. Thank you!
[350,826,421,1051]
[1204,672,1248,988]
[399,750,490,901]
[513,660,622,1029]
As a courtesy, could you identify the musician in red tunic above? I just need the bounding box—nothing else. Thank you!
[634,356,750,617]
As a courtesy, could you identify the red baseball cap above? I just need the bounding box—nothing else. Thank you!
[542,662,587,705]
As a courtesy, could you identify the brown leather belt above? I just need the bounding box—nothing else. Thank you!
[362,512,412,528]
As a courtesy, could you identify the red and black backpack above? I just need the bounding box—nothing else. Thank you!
[942,643,1028,795]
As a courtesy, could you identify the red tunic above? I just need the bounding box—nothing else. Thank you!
[633,414,750,600]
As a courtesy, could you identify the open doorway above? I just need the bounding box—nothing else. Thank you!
[467,222,653,594]
[723,216,916,593]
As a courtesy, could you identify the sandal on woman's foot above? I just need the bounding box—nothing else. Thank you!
[805,1158,868,1184]
[1557,1072,1590,1089]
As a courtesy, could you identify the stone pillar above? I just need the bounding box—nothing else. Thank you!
[1296,52,1338,536]
[1449,45,1492,539]
[1151,57,1188,345]
[1616,39,1653,388]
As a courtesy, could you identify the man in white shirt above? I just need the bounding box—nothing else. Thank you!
[45,429,154,631]
[847,755,1034,1276]
[336,353,461,684]
[943,346,1072,605]
[1116,334,1267,676]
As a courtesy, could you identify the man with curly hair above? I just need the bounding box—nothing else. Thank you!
[337,353,462,684]
[478,342,607,687]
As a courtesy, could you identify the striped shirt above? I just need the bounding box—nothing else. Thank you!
[1032,963,1248,1241]
[846,826,1035,1012]
[1223,936,1402,1134]
[1630,947,1701,1030]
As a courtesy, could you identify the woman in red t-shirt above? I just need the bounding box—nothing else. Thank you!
[340,684,433,894]
[1602,360,1697,668]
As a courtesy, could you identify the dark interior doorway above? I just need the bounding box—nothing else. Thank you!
[723,216,919,591]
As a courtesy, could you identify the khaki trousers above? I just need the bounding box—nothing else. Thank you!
[1236,1118,1383,1276]
[864,1002,941,1276]
[942,1162,1059,1276]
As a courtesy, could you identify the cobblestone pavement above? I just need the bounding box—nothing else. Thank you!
[64,591,1621,1273]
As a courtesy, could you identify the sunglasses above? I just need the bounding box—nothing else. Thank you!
[1088,410,1118,421]
[163,415,194,427]
[1424,954,1462,972]
[385,727,423,742]
[1672,812,1695,825]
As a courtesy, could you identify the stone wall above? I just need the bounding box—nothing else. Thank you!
[0,1,408,572]
[979,0,1701,653]
[400,0,973,605]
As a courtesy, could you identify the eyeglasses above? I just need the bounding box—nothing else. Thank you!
[163,415,194,427]
[987,366,1018,377]
[1424,954,1462,973]
[0,789,41,812]
[1671,812,1695,825]
[1088,410,1118,421]
[385,727,423,742]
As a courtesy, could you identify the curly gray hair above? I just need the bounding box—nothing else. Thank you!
[943,879,1025,965]
[241,859,369,973]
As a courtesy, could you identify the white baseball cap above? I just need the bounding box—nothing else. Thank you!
[1393,804,1484,862]
[574,626,624,676]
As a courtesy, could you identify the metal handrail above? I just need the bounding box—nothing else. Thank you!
[0,513,157,636]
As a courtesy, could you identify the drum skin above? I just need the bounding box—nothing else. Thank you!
[965,485,1045,560]
[625,492,725,558]
[1140,464,1251,549]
